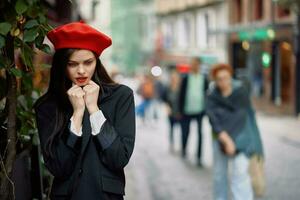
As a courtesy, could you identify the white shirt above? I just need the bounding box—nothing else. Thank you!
[69,110,106,136]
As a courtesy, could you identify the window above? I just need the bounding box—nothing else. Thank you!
[233,0,242,23]
[196,12,207,48]
[206,11,217,48]
[277,6,290,18]
[162,20,174,49]
[184,17,192,47]
[254,0,263,20]
[177,15,192,49]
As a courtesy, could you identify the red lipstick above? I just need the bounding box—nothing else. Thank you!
[76,77,88,84]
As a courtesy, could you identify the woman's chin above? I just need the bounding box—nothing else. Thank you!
[76,81,88,87]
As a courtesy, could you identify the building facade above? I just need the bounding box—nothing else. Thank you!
[155,0,228,73]
[228,0,297,115]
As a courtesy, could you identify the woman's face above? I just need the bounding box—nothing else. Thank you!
[66,49,97,86]
[215,69,232,92]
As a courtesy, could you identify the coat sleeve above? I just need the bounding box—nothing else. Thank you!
[205,95,224,135]
[204,75,209,92]
[239,86,251,109]
[35,104,82,180]
[178,76,187,114]
[93,88,136,171]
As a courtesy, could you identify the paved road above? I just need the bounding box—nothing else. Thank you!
[124,101,300,200]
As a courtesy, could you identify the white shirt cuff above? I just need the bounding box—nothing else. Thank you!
[70,116,83,136]
[90,110,106,135]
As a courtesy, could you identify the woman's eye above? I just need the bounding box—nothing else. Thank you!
[67,63,77,67]
[85,61,93,65]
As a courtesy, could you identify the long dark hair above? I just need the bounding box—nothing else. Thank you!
[34,48,116,158]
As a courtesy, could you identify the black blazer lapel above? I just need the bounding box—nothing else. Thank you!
[81,108,92,154]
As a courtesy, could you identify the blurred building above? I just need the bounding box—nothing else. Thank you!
[78,0,112,66]
[227,0,296,115]
[44,0,81,25]
[110,0,157,74]
[155,0,228,73]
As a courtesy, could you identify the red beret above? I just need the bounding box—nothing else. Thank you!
[47,21,112,56]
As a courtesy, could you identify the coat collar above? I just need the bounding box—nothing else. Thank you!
[98,83,121,104]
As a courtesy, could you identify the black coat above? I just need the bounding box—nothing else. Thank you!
[34,84,135,200]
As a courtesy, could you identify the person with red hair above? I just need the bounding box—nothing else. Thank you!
[206,63,261,200]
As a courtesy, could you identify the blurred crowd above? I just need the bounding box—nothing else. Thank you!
[133,59,265,200]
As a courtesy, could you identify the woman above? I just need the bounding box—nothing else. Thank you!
[34,21,135,200]
[206,64,254,200]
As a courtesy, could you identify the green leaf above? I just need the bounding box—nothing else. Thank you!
[23,28,38,42]
[0,22,12,35]
[24,19,39,29]
[0,35,5,48]
[14,37,23,48]
[15,0,28,14]
[20,43,34,68]
[38,14,46,24]
[40,44,51,54]
[43,24,53,32]
[0,54,10,69]
[34,35,44,48]
[26,5,39,18]
[27,0,39,6]
[10,68,22,77]
[21,73,33,93]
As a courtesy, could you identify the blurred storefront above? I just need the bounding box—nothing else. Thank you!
[228,0,297,115]
[154,0,228,74]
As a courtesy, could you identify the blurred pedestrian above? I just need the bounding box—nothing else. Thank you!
[152,74,167,120]
[136,75,156,122]
[162,70,182,152]
[34,22,135,200]
[178,57,208,166]
[206,63,257,200]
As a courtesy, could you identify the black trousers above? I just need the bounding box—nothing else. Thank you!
[180,112,205,160]
[168,116,181,145]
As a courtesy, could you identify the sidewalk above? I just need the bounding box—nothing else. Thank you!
[124,103,300,200]
[256,112,300,142]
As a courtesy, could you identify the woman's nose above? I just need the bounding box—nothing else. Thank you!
[77,65,86,75]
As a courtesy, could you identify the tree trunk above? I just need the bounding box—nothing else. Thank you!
[0,35,17,200]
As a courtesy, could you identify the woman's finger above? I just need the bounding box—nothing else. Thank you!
[88,80,96,85]
[69,83,79,92]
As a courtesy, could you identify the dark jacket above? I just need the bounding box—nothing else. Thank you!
[162,85,180,117]
[34,84,135,200]
[206,80,264,156]
[206,81,249,138]
[178,74,209,115]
